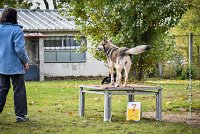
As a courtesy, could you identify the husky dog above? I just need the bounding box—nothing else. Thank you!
[97,39,151,87]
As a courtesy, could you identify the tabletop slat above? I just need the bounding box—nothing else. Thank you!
[80,84,162,91]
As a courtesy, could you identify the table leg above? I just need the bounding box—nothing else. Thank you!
[104,90,112,122]
[79,87,85,117]
[128,94,135,102]
[156,89,162,121]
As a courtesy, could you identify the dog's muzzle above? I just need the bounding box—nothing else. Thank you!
[96,46,103,51]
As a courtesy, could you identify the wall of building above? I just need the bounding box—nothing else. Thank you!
[43,52,108,77]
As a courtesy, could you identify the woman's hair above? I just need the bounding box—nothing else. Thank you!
[0,8,18,24]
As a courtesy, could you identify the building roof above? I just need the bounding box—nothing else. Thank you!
[0,9,78,32]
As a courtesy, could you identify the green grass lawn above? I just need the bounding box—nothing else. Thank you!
[0,79,199,134]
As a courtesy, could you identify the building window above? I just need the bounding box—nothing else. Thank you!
[44,36,86,63]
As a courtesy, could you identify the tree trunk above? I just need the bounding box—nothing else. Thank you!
[158,63,163,78]
[53,0,57,9]
[137,56,144,81]
[137,67,143,81]
[198,46,200,66]
[43,0,49,9]
[18,0,24,3]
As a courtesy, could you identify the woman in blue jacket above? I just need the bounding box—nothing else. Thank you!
[0,8,30,123]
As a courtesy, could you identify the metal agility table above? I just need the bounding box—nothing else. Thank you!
[79,84,162,122]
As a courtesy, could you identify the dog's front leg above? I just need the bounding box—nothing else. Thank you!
[109,67,115,85]
[110,73,115,85]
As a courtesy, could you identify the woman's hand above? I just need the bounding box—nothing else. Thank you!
[24,63,29,70]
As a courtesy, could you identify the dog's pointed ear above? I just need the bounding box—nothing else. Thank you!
[103,38,108,44]
[108,38,112,42]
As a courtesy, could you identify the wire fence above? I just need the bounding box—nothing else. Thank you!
[159,33,200,80]
[156,33,200,125]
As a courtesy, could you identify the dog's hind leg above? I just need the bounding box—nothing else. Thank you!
[123,60,131,87]
[115,67,123,87]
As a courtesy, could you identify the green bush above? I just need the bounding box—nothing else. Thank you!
[179,65,200,80]
[162,65,177,79]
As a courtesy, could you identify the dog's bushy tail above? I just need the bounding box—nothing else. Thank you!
[125,45,151,55]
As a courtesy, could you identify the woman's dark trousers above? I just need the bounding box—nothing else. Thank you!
[0,74,27,116]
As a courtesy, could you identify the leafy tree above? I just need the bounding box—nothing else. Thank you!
[169,0,200,79]
[171,0,200,35]
[0,0,17,8]
[59,0,187,80]
[0,0,32,9]
[169,0,200,61]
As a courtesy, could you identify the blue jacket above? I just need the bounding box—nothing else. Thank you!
[0,23,29,74]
